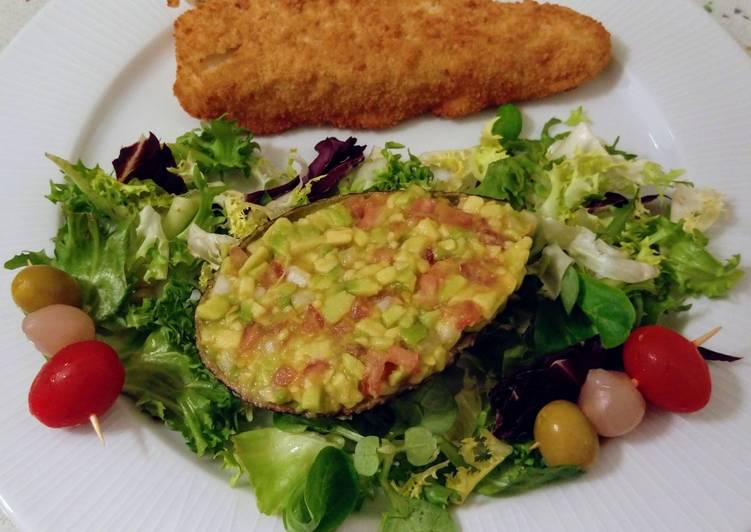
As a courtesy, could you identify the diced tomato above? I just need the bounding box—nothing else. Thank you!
[229,246,248,270]
[360,347,420,398]
[411,197,436,215]
[374,247,395,264]
[345,194,386,229]
[435,202,474,228]
[429,260,456,277]
[301,305,325,333]
[331,318,354,336]
[361,350,387,397]
[351,298,373,320]
[303,360,330,378]
[460,261,497,285]
[273,366,297,386]
[260,261,285,288]
[416,272,441,307]
[240,323,265,351]
[447,300,483,330]
[386,346,419,375]
[477,221,505,245]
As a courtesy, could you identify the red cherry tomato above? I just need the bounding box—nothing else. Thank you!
[623,325,711,412]
[28,340,125,428]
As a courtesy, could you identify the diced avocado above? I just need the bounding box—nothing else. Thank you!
[344,278,381,296]
[414,218,440,240]
[358,263,382,278]
[196,295,230,321]
[369,227,387,244]
[419,310,440,328]
[440,274,468,303]
[381,304,406,327]
[262,218,294,256]
[322,291,355,323]
[387,368,406,387]
[438,239,456,252]
[293,225,323,253]
[341,353,366,380]
[353,228,368,247]
[239,301,255,323]
[471,292,498,319]
[398,308,417,328]
[402,235,429,254]
[461,195,484,214]
[323,204,353,227]
[272,281,297,298]
[238,276,256,298]
[246,302,265,320]
[239,246,270,276]
[395,269,417,291]
[370,336,396,350]
[325,228,353,245]
[314,252,339,273]
[214,329,242,351]
[480,202,503,220]
[375,266,397,285]
[300,383,323,411]
[355,318,387,337]
[400,322,428,347]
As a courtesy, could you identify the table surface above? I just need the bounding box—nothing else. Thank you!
[1,0,749,530]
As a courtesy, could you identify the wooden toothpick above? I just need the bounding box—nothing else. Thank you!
[692,326,722,347]
[89,414,104,445]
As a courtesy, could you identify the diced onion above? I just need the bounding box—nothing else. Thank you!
[292,290,315,309]
[213,275,232,295]
[376,297,394,311]
[287,265,311,287]
[263,339,278,354]
[254,286,267,299]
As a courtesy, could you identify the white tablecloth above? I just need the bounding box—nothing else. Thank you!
[0,0,749,530]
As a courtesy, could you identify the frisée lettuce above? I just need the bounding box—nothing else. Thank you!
[5,109,742,532]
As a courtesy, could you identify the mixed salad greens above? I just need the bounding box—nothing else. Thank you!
[6,106,742,531]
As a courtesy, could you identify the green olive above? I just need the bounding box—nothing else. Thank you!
[533,399,599,469]
[11,265,82,313]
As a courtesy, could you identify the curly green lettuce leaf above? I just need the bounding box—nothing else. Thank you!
[627,216,742,298]
[47,154,172,220]
[380,494,457,532]
[477,442,583,497]
[218,190,269,239]
[670,183,725,232]
[470,116,562,210]
[169,117,260,177]
[135,205,170,282]
[120,327,244,455]
[53,211,134,321]
[444,429,513,503]
[420,122,506,192]
[338,143,433,193]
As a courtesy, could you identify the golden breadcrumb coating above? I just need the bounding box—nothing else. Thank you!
[173,0,611,134]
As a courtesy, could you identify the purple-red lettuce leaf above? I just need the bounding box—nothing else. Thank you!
[112,133,186,194]
[490,339,621,442]
[245,136,365,205]
[698,346,742,362]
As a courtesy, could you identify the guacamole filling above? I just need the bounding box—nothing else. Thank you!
[196,186,535,414]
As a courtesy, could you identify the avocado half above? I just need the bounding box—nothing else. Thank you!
[195,186,536,416]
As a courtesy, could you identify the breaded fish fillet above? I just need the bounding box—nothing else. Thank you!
[173,0,611,134]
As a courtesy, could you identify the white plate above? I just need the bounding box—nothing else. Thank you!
[1,1,750,531]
